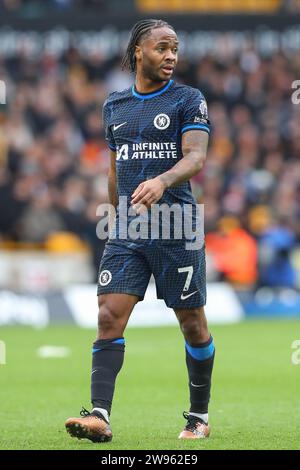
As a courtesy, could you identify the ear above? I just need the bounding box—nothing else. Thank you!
[135,45,142,63]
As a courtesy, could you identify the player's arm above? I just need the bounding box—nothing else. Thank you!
[159,129,208,188]
[108,150,118,209]
[131,130,208,209]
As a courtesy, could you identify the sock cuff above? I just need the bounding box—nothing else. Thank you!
[93,337,125,353]
[92,407,110,423]
[185,336,215,361]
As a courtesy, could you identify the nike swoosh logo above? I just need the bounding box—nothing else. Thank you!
[113,122,127,131]
[191,382,206,388]
[180,290,198,300]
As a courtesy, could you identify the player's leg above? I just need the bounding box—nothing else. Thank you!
[65,292,138,443]
[174,306,215,439]
[92,240,151,417]
[150,243,214,438]
[65,240,151,443]
[91,292,139,419]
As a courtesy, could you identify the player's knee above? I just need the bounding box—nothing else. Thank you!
[179,312,209,343]
[180,317,200,339]
[98,303,118,334]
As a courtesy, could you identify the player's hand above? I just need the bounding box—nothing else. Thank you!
[131,177,166,212]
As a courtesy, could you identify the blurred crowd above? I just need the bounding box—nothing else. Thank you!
[1,0,300,14]
[0,44,299,288]
[0,0,109,14]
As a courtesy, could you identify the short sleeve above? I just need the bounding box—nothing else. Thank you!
[181,88,211,136]
[102,99,116,151]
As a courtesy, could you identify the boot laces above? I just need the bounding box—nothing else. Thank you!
[183,411,206,432]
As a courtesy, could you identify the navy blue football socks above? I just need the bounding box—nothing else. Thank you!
[91,337,125,415]
[185,335,215,414]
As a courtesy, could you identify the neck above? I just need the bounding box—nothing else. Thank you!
[135,73,168,94]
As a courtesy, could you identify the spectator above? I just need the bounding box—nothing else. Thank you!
[206,215,258,289]
[248,206,297,288]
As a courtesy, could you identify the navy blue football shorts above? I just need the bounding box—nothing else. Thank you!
[97,239,206,309]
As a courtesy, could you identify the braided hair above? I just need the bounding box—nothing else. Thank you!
[121,19,175,72]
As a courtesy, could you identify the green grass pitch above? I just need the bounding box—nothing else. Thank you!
[0,319,299,450]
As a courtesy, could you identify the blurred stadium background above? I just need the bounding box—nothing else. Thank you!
[0,0,300,327]
[0,0,300,450]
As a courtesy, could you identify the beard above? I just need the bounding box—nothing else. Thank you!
[141,61,164,83]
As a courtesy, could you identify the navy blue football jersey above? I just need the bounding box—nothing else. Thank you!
[102,79,210,242]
